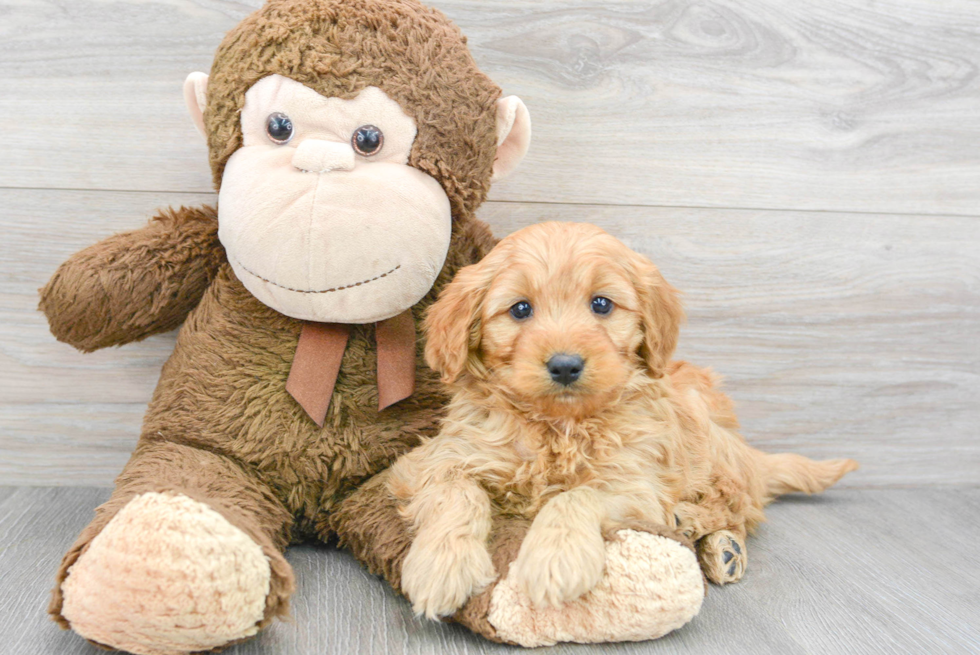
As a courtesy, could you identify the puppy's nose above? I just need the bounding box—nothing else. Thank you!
[547,354,584,386]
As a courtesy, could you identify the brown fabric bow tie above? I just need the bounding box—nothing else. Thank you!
[285,310,416,427]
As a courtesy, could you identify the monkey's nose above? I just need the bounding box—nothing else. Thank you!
[292,139,355,173]
[547,354,584,386]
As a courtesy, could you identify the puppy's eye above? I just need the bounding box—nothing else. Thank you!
[352,125,384,156]
[266,112,294,144]
[591,296,613,315]
[509,301,533,320]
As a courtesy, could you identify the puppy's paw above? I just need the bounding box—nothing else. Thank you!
[698,530,746,584]
[401,536,497,620]
[511,524,605,608]
[672,511,696,541]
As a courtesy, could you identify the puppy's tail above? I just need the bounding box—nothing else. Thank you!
[760,453,859,500]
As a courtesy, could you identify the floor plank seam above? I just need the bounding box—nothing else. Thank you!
[4,186,980,220]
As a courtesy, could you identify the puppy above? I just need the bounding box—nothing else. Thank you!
[389,222,858,619]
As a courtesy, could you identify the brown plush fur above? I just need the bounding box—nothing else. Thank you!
[40,0,506,647]
[386,223,859,614]
[43,211,497,621]
[38,206,225,352]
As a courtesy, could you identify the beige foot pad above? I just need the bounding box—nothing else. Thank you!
[487,530,704,647]
[61,492,272,655]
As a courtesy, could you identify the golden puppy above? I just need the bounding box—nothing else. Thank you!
[389,222,858,619]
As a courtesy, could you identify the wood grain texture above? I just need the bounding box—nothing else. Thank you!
[2,486,978,654]
[1,0,979,214]
[2,189,977,487]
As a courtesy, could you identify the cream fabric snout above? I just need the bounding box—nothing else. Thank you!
[292,139,355,173]
[219,76,453,324]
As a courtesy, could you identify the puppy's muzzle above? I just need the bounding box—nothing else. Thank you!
[547,354,584,386]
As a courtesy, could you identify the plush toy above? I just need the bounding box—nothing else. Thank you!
[40,1,704,653]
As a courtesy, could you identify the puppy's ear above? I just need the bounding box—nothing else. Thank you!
[629,252,685,378]
[424,261,492,384]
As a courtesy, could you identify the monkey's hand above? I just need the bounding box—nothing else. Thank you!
[39,205,223,352]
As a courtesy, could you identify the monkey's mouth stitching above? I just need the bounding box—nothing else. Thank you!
[235,261,401,294]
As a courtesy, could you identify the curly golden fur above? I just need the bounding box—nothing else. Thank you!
[389,222,858,618]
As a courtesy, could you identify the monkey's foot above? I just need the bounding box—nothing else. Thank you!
[60,492,271,655]
[486,530,704,647]
[698,530,747,585]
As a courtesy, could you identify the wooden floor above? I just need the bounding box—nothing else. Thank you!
[2,486,977,655]
[2,0,979,653]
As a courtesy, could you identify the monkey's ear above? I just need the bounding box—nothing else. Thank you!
[491,96,531,181]
[183,72,209,139]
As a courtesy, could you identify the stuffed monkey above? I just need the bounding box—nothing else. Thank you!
[40,1,704,653]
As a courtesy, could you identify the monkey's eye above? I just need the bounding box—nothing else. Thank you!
[509,301,533,320]
[591,296,614,315]
[266,112,294,144]
[352,125,384,156]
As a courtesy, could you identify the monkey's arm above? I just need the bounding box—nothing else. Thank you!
[39,205,224,352]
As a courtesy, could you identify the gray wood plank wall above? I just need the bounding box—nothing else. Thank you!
[1,0,978,487]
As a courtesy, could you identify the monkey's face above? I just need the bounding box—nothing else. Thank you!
[217,75,452,323]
